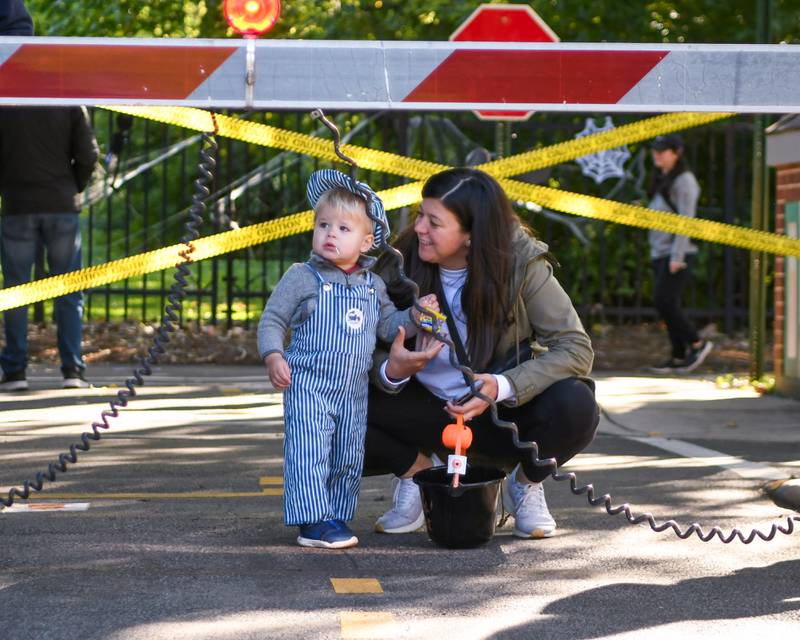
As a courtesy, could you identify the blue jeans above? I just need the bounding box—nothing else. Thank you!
[1,213,85,375]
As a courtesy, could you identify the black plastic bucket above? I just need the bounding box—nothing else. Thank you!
[413,465,505,549]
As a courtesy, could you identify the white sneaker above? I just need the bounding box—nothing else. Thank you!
[0,372,28,391]
[374,454,442,534]
[62,369,92,389]
[501,465,556,539]
[374,476,424,533]
[62,377,92,389]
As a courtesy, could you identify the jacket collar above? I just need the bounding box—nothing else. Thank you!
[307,251,377,276]
[510,226,549,265]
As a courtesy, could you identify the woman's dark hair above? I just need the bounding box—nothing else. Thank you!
[647,151,689,202]
[389,168,522,370]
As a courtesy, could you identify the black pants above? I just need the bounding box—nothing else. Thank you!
[652,255,699,359]
[364,377,599,483]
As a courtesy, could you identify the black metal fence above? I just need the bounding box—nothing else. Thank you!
[44,109,762,333]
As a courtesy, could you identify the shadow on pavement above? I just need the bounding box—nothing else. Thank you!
[487,559,800,639]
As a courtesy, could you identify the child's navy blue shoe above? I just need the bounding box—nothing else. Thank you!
[331,519,357,539]
[297,520,358,549]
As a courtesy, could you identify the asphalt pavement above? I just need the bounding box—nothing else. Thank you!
[1,363,798,640]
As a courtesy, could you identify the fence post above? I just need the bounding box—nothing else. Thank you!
[749,0,771,379]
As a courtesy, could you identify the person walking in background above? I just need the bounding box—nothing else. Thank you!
[647,134,713,373]
[0,106,100,391]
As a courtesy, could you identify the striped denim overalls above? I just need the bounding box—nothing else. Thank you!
[282,263,380,525]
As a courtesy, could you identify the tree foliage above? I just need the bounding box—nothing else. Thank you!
[24,1,800,43]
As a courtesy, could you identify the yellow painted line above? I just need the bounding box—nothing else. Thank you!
[18,489,283,500]
[339,612,397,639]
[331,578,383,594]
[259,475,284,486]
[219,387,243,395]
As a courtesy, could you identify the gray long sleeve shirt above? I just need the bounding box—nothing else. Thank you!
[257,252,416,359]
[647,171,700,263]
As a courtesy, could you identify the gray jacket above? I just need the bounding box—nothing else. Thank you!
[372,227,594,406]
[257,252,415,359]
[647,171,700,263]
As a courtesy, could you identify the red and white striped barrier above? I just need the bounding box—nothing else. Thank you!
[1,38,799,112]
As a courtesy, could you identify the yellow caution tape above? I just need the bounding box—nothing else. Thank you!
[107,106,446,181]
[108,107,730,183]
[499,180,800,257]
[3,108,790,312]
[0,212,314,310]
[481,112,732,177]
[5,177,799,313]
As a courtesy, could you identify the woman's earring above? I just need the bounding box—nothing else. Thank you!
[466,239,471,248]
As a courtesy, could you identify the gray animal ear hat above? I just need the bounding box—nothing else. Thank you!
[306,169,389,249]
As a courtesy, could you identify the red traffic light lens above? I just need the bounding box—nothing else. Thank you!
[224,0,281,37]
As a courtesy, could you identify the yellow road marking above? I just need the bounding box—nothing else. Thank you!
[16,489,282,500]
[331,578,383,594]
[259,476,284,486]
[340,612,396,639]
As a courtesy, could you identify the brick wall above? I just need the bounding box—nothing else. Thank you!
[774,162,800,379]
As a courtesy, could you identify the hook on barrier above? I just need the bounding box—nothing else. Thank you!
[310,109,359,180]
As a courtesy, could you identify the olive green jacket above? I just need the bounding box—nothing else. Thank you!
[371,227,594,405]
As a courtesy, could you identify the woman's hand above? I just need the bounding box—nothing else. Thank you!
[385,325,444,380]
[411,293,440,326]
[445,373,498,421]
[264,352,291,390]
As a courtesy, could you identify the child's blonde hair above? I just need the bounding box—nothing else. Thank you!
[313,187,372,232]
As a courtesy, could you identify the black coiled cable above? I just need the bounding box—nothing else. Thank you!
[1,129,218,509]
[393,235,800,543]
[394,227,799,542]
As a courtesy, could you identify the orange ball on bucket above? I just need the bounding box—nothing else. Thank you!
[442,419,473,450]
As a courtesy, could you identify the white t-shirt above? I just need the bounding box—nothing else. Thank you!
[382,265,513,403]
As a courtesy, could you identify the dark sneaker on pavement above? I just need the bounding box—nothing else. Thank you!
[62,368,92,389]
[0,370,28,392]
[297,520,358,549]
[648,358,687,374]
[679,340,714,373]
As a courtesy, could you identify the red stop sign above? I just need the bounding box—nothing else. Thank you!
[451,4,559,121]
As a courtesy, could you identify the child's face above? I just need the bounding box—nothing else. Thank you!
[312,204,374,269]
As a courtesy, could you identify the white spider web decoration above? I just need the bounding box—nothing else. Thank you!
[574,116,631,184]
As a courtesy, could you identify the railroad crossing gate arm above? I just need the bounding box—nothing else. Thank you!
[0,38,799,113]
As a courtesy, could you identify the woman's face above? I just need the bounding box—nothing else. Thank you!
[652,148,680,172]
[414,198,471,269]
